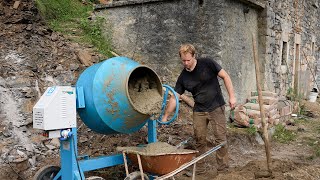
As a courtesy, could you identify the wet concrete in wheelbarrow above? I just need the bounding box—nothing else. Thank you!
[117,142,198,175]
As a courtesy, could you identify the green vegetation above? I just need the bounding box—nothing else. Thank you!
[286,87,295,101]
[35,0,113,57]
[286,88,307,115]
[305,136,320,160]
[299,104,309,116]
[309,125,320,158]
[245,125,257,136]
[286,87,304,102]
[273,124,297,143]
[316,125,320,134]
[291,118,320,160]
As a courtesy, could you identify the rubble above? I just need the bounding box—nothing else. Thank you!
[0,1,95,179]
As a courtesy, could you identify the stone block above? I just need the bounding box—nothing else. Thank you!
[279,105,291,117]
[247,96,278,105]
[251,91,278,97]
[243,102,276,111]
[295,33,301,44]
[13,1,20,9]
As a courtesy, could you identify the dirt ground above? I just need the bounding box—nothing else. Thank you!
[44,98,319,180]
[176,99,320,180]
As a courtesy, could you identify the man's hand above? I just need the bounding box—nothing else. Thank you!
[161,115,168,123]
[218,69,236,110]
[159,115,169,128]
[159,94,179,125]
[229,96,236,109]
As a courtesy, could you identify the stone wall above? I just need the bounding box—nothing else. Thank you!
[96,0,320,102]
[265,0,320,97]
[97,0,319,102]
[96,0,263,103]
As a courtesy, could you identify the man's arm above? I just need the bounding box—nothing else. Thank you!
[161,93,181,122]
[218,69,236,109]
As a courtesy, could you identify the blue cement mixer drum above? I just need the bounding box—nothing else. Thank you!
[76,57,163,135]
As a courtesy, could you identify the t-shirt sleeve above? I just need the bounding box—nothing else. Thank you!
[174,74,185,95]
[207,58,222,74]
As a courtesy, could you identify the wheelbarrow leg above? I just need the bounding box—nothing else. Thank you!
[122,152,129,177]
[137,154,145,180]
[192,164,196,180]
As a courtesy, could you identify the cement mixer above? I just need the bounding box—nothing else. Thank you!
[32,57,179,180]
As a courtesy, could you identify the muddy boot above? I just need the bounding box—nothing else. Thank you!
[195,160,208,175]
[183,161,207,176]
[217,164,229,173]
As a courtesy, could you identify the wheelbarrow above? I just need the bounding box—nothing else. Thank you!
[117,141,226,180]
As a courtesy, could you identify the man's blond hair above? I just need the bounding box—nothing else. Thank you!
[179,44,195,57]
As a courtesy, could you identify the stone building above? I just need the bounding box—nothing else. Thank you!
[95,0,320,103]
[0,0,319,179]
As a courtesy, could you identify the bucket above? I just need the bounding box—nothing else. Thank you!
[308,92,318,102]
[76,57,163,135]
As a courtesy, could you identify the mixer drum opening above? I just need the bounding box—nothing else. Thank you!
[76,57,163,134]
[127,66,163,115]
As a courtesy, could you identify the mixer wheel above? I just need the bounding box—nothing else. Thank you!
[124,171,149,180]
[33,165,61,180]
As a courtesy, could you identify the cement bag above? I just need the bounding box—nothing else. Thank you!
[251,91,278,98]
[243,103,275,111]
[268,108,279,118]
[277,100,293,117]
[245,109,268,119]
[247,96,278,105]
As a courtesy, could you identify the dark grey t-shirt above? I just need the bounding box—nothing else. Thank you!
[175,57,225,112]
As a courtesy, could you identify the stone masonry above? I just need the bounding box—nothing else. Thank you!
[96,0,320,102]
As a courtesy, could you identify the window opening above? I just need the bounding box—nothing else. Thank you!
[312,42,315,56]
[293,43,300,93]
[198,0,204,6]
[281,41,288,65]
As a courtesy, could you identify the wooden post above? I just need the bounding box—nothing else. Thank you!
[251,33,272,173]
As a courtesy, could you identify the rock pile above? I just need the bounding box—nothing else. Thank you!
[230,91,294,129]
[0,1,102,179]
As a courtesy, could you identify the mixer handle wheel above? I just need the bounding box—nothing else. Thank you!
[33,165,61,180]
[124,171,149,180]
[157,84,180,125]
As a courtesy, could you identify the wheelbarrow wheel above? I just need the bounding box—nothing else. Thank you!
[33,165,61,180]
[124,171,149,180]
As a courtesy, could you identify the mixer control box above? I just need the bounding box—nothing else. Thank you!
[33,86,76,130]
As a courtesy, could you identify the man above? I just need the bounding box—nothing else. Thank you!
[161,43,236,172]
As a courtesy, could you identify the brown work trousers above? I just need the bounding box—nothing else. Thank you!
[193,106,228,168]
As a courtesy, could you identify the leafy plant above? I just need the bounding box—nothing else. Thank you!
[286,88,307,115]
[35,0,113,57]
[246,125,257,136]
[305,137,320,159]
[286,87,295,101]
[273,124,297,143]
[79,17,113,56]
[299,104,307,115]
[36,0,91,21]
